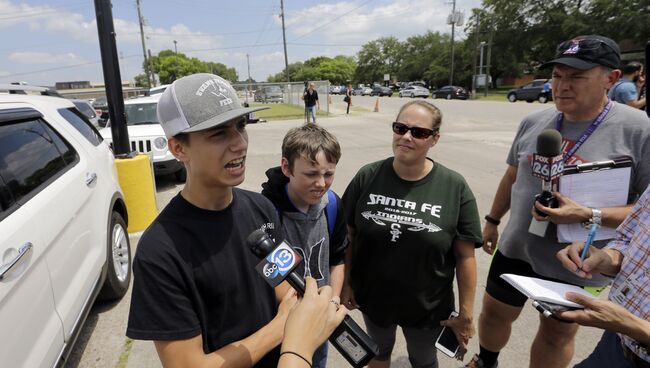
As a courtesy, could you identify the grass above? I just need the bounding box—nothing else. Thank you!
[116,338,133,368]
[251,103,328,120]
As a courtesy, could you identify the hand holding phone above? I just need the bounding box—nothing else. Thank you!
[435,311,461,358]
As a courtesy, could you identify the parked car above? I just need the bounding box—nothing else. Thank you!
[99,95,186,181]
[71,99,99,126]
[329,85,342,95]
[507,79,552,103]
[254,85,284,103]
[370,86,393,97]
[350,86,372,96]
[431,85,469,100]
[0,92,130,367]
[399,85,430,98]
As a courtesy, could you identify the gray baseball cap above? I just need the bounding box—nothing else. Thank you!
[157,73,269,138]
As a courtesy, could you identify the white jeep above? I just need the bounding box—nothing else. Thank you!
[99,94,186,182]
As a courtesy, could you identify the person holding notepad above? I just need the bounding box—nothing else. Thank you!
[556,184,650,367]
[465,35,650,368]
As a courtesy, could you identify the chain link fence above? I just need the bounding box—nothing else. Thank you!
[232,81,330,114]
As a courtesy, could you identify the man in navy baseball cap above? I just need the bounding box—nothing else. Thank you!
[465,35,650,368]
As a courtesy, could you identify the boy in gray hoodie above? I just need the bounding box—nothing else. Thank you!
[261,124,348,368]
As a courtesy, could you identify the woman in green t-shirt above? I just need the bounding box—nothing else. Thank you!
[341,100,483,367]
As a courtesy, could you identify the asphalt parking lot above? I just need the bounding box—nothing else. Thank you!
[68,97,603,368]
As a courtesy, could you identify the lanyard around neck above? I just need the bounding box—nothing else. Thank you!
[555,100,612,163]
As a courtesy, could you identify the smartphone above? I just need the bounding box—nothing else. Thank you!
[435,311,460,358]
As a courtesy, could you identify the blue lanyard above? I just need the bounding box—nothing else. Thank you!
[555,100,612,163]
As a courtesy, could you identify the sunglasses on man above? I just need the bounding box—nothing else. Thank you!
[392,122,438,139]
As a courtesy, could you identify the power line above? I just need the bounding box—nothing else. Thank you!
[290,0,375,42]
[0,2,88,21]
[0,54,141,79]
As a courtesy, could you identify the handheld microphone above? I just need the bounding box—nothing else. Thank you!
[247,230,379,368]
[531,129,564,216]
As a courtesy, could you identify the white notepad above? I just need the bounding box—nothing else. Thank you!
[557,164,631,243]
[500,274,595,308]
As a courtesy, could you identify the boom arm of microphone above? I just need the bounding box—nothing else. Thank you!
[247,230,379,368]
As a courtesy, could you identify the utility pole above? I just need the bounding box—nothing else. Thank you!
[173,40,178,54]
[147,49,156,87]
[485,29,493,97]
[471,12,480,97]
[280,0,290,83]
[135,0,151,87]
[449,0,456,86]
[246,53,252,103]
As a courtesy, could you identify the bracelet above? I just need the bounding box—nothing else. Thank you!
[484,215,501,226]
[280,351,312,368]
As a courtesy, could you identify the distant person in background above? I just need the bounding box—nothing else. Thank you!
[636,71,646,109]
[609,61,646,110]
[345,84,352,114]
[302,82,320,124]
[542,80,551,99]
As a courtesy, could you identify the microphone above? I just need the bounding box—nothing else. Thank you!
[531,129,564,216]
[247,230,379,368]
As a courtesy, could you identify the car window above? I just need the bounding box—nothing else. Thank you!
[58,108,103,146]
[522,83,533,88]
[72,101,96,118]
[0,118,78,219]
[0,175,12,214]
[124,103,159,125]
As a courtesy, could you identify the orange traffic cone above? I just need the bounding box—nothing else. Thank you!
[373,97,379,112]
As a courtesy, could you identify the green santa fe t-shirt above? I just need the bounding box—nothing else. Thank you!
[342,158,482,328]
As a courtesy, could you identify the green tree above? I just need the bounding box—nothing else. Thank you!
[355,37,404,84]
[144,50,238,85]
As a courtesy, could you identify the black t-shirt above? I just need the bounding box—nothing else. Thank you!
[342,158,482,328]
[303,89,318,107]
[126,189,283,367]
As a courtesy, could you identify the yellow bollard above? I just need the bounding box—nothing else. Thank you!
[114,154,158,233]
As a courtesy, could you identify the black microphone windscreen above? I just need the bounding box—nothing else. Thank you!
[536,129,562,156]
[246,229,268,248]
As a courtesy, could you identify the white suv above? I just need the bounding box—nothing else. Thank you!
[99,95,186,181]
[0,93,130,367]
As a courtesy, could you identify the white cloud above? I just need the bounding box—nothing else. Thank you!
[8,52,87,65]
[283,0,474,45]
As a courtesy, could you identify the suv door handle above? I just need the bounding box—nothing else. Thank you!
[0,242,33,281]
[85,172,98,186]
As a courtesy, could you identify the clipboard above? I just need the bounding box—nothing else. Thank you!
[557,157,632,243]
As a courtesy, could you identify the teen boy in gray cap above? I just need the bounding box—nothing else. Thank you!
[465,35,650,368]
[126,73,297,368]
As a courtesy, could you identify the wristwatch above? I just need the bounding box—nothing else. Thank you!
[582,208,602,228]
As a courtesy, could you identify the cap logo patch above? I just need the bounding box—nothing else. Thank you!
[195,78,234,107]
[563,40,580,55]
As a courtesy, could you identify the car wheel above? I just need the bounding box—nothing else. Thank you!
[175,167,187,182]
[432,94,437,99]
[446,94,452,100]
[507,93,517,102]
[98,211,131,301]
[538,94,548,103]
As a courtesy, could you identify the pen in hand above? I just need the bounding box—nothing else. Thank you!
[576,223,598,273]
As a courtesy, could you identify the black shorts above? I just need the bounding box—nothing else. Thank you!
[486,250,583,307]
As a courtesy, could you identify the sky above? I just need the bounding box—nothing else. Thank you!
[0,0,483,86]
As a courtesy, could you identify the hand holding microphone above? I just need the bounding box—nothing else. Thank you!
[282,277,348,362]
[247,230,379,368]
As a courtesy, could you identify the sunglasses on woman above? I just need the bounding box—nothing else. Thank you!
[392,122,437,139]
